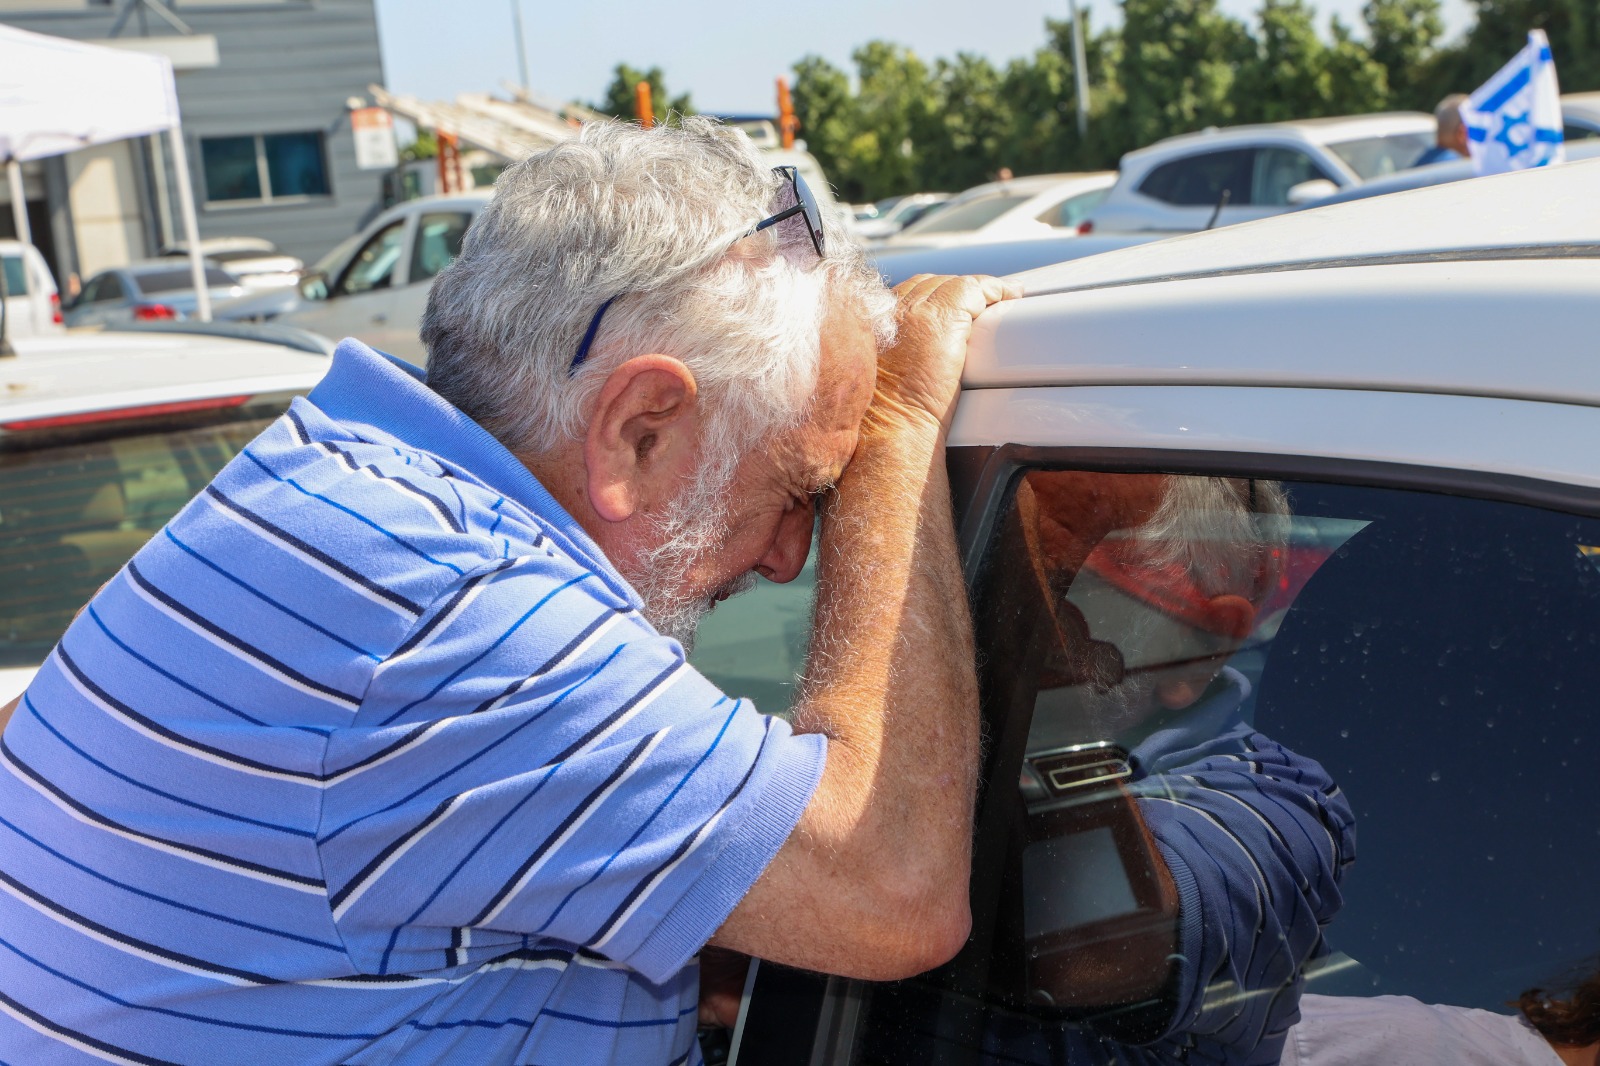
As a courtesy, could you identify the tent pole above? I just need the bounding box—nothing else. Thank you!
[166,126,211,321]
[6,160,30,247]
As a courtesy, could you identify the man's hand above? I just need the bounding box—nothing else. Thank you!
[869,273,1021,435]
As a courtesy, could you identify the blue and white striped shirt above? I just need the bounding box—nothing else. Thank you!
[0,339,826,1065]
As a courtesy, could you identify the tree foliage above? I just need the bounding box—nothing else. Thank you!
[609,0,1599,203]
[594,64,694,125]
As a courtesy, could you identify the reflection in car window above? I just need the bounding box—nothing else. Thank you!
[1038,188,1111,228]
[1326,132,1434,180]
[3,255,29,297]
[335,220,406,296]
[0,407,281,667]
[846,469,1600,1065]
[1137,149,1255,206]
[408,212,473,284]
[1251,148,1332,206]
[900,192,1036,235]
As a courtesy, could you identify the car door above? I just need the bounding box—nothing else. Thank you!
[65,272,127,328]
[721,384,1600,1064]
[388,208,477,363]
[1131,146,1334,231]
[285,217,413,360]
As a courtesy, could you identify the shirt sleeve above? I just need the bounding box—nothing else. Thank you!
[1127,726,1356,1064]
[314,553,826,985]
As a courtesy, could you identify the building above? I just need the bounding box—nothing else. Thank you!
[0,0,387,287]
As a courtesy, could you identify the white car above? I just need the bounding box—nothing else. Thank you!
[1083,112,1435,234]
[0,323,332,703]
[1562,91,1600,139]
[696,159,1600,1062]
[882,172,1116,249]
[853,193,951,240]
[276,192,490,366]
[0,239,63,340]
[160,237,305,291]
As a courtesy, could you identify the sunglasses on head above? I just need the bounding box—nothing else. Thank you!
[571,165,827,372]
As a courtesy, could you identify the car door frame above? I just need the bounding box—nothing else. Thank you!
[727,383,1600,1065]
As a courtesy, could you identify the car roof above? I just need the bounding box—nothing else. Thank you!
[1123,112,1434,164]
[964,158,1600,402]
[0,329,328,427]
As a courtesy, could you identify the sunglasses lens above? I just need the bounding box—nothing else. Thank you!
[789,171,825,255]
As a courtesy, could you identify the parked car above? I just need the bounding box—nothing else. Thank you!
[63,260,245,327]
[1297,136,1600,210]
[871,231,1161,286]
[853,192,952,240]
[0,322,332,703]
[1563,91,1600,139]
[691,157,1600,1063]
[1083,112,1434,234]
[884,172,1116,249]
[159,237,304,291]
[0,239,63,339]
[255,192,491,366]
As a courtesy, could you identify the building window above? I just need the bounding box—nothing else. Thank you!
[200,132,330,206]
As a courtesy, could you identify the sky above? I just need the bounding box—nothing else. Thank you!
[373,0,1475,117]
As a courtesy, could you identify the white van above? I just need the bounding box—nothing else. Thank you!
[0,240,64,339]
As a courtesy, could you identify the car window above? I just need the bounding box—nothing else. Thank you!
[82,274,125,303]
[1251,147,1334,205]
[0,403,286,668]
[1137,148,1255,206]
[408,211,473,284]
[1036,187,1111,227]
[841,467,1599,1064]
[1326,132,1435,180]
[1563,123,1600,141]
[2,255,28,297]
[900,191,1037,235]
[334,220,407,297]
[132,268,238,295]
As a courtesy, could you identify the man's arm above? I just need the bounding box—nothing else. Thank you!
[711,275,1015,980]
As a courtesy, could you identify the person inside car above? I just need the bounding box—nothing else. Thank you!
[0,118,1013,1065]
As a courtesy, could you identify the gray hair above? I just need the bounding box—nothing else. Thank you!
[421,117,896,461]
[1124,476,1290,603]
[1435,93,1469,140]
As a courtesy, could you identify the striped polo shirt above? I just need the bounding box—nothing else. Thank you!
[0,339,826,1065]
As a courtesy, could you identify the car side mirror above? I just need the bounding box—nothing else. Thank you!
[297,271,329,302]
[1286,179,1339,206]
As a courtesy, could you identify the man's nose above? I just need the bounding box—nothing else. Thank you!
[756,501,815,584]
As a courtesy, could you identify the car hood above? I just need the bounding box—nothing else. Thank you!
[1014,157,1600,295]
[872,234,1161,287]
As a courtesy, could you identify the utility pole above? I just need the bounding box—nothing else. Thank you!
[1067,0,1090,139]
[510,0,529,93]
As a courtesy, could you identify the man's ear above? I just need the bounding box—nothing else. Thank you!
[583,354,699,524]
[1202,593,1256,641]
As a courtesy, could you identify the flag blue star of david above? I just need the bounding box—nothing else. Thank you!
[1462,29,1565,177]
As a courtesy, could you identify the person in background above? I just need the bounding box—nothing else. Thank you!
[1415,93,1471,167]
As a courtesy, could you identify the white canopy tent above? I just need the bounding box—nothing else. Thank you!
[0,23,212,324]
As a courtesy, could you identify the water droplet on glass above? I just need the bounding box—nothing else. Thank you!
[1489,633,1506,649]
[1339,729,1350,738]
[1429,770,1442,782]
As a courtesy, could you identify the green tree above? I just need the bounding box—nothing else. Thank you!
[1363,0,1445,107]
[848,41,939,199]
[594,64,694,125]
[1112,0,1252,155]
[791,55,868,200]
[920,53,1012,191]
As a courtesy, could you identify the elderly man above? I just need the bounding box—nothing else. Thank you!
[0,119,1007,1064]
[1416,93,1471,167]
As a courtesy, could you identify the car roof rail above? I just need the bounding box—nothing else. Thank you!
[100,320,336,357]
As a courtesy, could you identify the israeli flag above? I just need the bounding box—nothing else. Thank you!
[1461,29,1565,176]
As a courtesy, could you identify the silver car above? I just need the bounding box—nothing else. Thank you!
[63,261,245,327]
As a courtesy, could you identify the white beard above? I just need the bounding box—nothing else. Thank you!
[624,468,755,653]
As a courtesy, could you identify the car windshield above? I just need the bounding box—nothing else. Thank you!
[0,403,285,668]
[901,191,1036,235]
[134,268,238,295]
[2,255,27,297]
[1327,132,1434,180]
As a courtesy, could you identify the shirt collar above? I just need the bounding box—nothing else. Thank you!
[308,339,630,598]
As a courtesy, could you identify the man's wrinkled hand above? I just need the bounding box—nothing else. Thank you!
[870,273,1021,435]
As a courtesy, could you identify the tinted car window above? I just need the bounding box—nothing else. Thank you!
[0,405,283,667]
[1251,147,1333,205]
[408,212,473,284]
[840,467,1599,1064]
[334,220,406,296]
[2,255,28,297]
[1137,148,1255,206]
[1563,123,1600,141]
[132,268,238,295]
[82,274,125,303]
